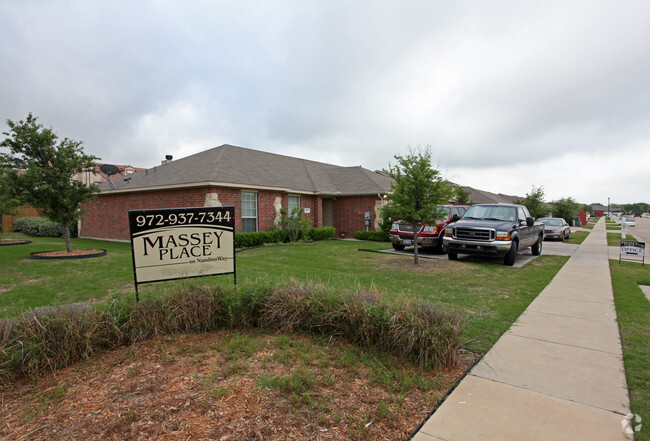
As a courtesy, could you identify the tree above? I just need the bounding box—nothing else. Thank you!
[381,146,452,265]
[517,185,547,219]
[0,113,99,252]
[454,185,472,205]
[552,197,580,223]
[582,204,594,216]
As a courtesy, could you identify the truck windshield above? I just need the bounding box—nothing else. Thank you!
[463,205,516,221]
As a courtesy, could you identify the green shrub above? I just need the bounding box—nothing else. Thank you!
[235,230,285,248]
[0,282,464,383]
[354,230,389,242]
[13,217,77,238]
[234,227,335,249]
[306,226,336,241]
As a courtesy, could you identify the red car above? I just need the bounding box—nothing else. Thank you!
[389,205,469,253]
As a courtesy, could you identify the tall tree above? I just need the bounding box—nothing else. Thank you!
[552,197,580,223]
[517,185,547,219]
[0,113,99,252]
[381,146,452,265]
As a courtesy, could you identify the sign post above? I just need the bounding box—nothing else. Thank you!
[129,206,236,301]
[619,241,645,265]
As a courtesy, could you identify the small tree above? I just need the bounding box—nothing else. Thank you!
[0,113,99,252]
[552,197,580,223]
[517,185,547,219]
[582,204,594,216]
[381,146,452,265]
[454,185,472,205]
[278,206,312,243]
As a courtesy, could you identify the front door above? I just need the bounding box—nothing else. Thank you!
[322,199,334,227]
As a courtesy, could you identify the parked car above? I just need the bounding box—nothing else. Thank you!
[389,205,469,252]
[619,216,636,227]
[443,203,544,266]
[539,217,571,241]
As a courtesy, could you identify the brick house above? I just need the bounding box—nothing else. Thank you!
[80,144,393,241]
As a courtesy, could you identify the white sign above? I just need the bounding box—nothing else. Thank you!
[620,241,645,257]
[129,207,235,285]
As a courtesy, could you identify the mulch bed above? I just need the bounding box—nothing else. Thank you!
[30,249,107,259]
[0,331,474,441]
[0,239,32,246]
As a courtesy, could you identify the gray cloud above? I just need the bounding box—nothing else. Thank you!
[1,0,649,203]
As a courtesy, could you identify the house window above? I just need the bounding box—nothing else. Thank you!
[241,191,257,232]
[288,195,301,215]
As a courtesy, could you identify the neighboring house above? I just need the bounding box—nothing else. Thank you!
[1,164,144,233]
[79,144,393,241]
[591,204,622,217]
[451,184,523,205]
[74,164,146,187]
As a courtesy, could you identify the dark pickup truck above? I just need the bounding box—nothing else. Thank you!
[442,203,544,266]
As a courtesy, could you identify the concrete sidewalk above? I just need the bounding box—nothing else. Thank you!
[411,217,631,441]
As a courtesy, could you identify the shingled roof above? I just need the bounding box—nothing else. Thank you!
[99,144,393,196]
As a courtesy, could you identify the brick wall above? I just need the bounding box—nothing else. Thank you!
[332,195,383,238]
[80,187,381,241]
[80,187,217,241]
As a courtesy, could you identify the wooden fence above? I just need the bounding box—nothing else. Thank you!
[1,206,40,232]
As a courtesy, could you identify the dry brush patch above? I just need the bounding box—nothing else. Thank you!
[1,282,464,382]
[0,331,474,440]
[0,282,468,439]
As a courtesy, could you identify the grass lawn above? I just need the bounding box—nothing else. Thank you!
[0,235,136,316]
[1,235,567,354]
[610,260,650,441]
[564,230,589,245]
[606,232,638,247]
[0,234,569,439]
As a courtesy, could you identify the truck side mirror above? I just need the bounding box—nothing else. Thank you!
[526,217,534,227]
[451,214,461,222]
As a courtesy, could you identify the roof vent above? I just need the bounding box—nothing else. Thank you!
[161,155,173,165]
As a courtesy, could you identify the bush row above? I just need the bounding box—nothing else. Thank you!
[235,226,336,248]
[0,282,464,383]
[354,230,389,242]
[13,217,78,238]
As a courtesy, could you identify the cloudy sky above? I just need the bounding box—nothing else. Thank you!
[1,1,649,205]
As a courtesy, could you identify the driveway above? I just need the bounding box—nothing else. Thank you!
[376,240,577,268]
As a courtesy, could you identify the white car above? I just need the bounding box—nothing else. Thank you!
[619,216,636,227]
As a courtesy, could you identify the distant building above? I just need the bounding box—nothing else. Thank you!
[74,164,145,187]
[450,184,523,205]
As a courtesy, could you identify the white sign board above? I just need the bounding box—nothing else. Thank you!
[620,241,645,257]
[619,240,645,265]
[129,207,235,288]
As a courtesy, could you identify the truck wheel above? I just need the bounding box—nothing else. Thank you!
[448,252,458,260]
[532,235,543,256]
[434,240,445,254]
[504,241,518,266]
[392,243,405,251]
